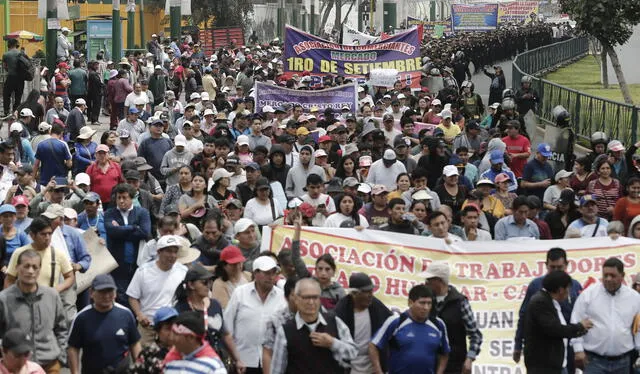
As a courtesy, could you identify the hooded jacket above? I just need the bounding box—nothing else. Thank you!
[160,147,194,187]
[285,145,325,198]
[478,137,507,175]
[628,215,640,238]
[263,145,291,189]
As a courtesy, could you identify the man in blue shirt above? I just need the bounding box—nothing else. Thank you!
[513,247,582,374]
[77,192,106,241]
[33,123,72,185]
[68,274,141,374]
[521,143,555,199]
[479,150,518,192]
[370,284,450,374]
[494,196,540,240]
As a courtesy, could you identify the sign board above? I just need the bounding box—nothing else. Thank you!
[451,4,499,32]
[283,25,422,88]
[498,1,540,24]
[254,81,358,113]
[76,229,119,293]
[263,226,640,373]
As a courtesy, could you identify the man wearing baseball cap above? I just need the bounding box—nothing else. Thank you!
[0,328,45,373]
[164,311,227,373]
[567,194,609,238]
[225,255,286,373]
[521,142,555,199]
[68,274,142,373]
[117,107,146,144]
[126,235,189,347]
[381,113,401,147]
[421,260,483,374]
[11,195,32,232]
[366,149,407,188]
[334,273,392,373]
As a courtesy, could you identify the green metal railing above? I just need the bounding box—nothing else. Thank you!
[512,37,640,145]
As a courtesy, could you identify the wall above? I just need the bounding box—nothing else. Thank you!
[0,1,165,56]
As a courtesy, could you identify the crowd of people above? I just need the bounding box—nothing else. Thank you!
[0,18,633,374]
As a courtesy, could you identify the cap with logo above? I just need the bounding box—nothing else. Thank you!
[537,143,552,157]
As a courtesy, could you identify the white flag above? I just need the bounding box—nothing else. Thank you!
[56,0,69,19]
[181,0,191,15]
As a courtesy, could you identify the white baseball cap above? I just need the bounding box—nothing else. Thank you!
[74,172,91,186]
[443,165,459,177]
[262,105,275,113]
[203,109,215,116]
[419,260,450,281]
[174,134,187,147]
[9,122,23,133]
[252,256,280,272]
[237,135,250,146]
[19,108,34,118]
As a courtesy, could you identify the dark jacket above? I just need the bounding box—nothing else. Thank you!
[262,145,291,188]
[523,290,587,374]
[432,286,472,373]
[192,234,229,267]
[104,206,152,266]
[334,295,392,372]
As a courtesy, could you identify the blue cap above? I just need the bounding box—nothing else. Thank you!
[489,150,504,164]
[82,192,101,203]
[579,194,598,207]
[537,143,552,157]
[0,204,16,215]
[128,107,140,114]
[204,66,212,73]
[154,306,179,326]
[91,274,116,290]
[245,162,260,170]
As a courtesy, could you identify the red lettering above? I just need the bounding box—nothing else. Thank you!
[362,251,376,267]
[516,262,532,278]
[486,263,500,279]
[469,263,482,279]
[346,249,362,266]
[503,262,515,279]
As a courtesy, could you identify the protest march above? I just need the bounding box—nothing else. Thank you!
[0,10,633,374]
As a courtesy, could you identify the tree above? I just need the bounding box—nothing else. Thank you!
[189,0,254,31]
[559,0,640,104]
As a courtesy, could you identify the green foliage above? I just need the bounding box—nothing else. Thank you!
[190,0,254,29]
[559,0,640,47]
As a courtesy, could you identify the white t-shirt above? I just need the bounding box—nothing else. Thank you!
[324,212,370,228]
[382,128,402,147]
[185,137,204,154]
[464,228,492,241]
[301,193,336,227]
[543,185,565,206]
[244,198,284,226]
[351,309,373,374]
[126,261,188,322]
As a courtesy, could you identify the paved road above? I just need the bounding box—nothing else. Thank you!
[470,59,514,107]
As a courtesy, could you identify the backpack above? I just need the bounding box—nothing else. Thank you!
[17,54,35,81]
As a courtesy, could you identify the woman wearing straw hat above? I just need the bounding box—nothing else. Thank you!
[73,126,97,175]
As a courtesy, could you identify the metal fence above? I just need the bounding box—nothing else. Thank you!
[512,37,640,145]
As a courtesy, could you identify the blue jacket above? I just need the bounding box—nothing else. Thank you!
[104,206,151,266]
[61,225,91,272]
[77,211,106,240]
[514,275,582,351]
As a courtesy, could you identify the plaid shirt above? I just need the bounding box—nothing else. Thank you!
[263,306,295,350]
[436,293,483,359]
[270,312,358,374]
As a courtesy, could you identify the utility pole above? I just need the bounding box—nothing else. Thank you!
[310,0,315,34]
[277,0,285,39]
[3,0,9,52]
[127,0,135,49]
[45,0,57,73]
[112,0,122,61]
[139,0,146,48]
[170,1,181,41]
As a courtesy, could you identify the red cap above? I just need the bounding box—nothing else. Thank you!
[302,71,311,77]
[319,135,332,143]
[57,62,70,69]
[220,246,246,264]
[11,195,29,207]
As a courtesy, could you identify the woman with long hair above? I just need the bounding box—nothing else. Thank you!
[334,155,360,181]
[73,126,97,175]
[545,190,581,239]
[324,193,368,228]
[209,168,237,201]
[587,157,622,220]
[244,178,283,228]
[570,156,595,197]
[211,245,252,309]
[7,122,34,166]
[613,177,640,232]
[387,173,411,200]
[291,216,345,310]
[173,263,246,372]
[99,130,121,161]
[160,166,193,216]
[178,173,217,227]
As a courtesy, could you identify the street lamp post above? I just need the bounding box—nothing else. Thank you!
[113,0,122,61]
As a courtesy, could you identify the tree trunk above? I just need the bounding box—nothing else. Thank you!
[319,0,334,36]
[606,44,634,105]
[601,45,609,88]
[342,0,355,25]
[334,0,342,32]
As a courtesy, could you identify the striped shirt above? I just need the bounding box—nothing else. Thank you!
[164,349,227,374]
[54,73,69,97]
